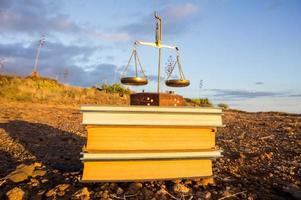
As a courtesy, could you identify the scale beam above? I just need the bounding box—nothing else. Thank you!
[135,40,178,50]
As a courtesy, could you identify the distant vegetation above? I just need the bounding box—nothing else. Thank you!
[185,98,213,107]
[0,74,220,107]
[218,103,229,109]
[95,83,131,94]
[0,75,128,105]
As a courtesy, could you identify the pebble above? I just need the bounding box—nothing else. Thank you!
[128,182,143,193]
[57,183,70,191]
[72,187,90,200]
[45,188,56,197]
[6,187,25,200]
[173,183,190,194]
[205,191,211,199]
[32,169,46,177]
[199,177,215,186]
[6,163,46,183]
[7,171,29,183]
[116,187,124,195]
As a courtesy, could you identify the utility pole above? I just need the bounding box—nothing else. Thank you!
[31,36,45,77]
[0,58,5,74]
[199,79,203,106]
[63,68,69,83]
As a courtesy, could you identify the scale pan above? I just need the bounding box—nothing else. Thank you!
[165,79,190,87]
[121,77,148,86]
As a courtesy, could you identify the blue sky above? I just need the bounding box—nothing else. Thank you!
[0,0,300,113]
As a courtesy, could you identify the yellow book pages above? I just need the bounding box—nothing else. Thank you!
[86,126,216,151]
[82,159,212,181]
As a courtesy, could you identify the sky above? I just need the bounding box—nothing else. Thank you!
[0,0,301,113]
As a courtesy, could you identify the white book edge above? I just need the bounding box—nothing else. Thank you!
[81,105,223,114]
[81,150,222,161]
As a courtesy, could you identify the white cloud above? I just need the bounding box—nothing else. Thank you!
[225,97,301,114]
[0,1,130,42]
[165,3,199,22]
[87,30,130,42]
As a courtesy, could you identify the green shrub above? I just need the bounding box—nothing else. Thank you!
[185,98,213,107]
[96,83,131,94]
[218,103,229,109]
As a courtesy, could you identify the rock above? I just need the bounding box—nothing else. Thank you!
[41,179,48,183]
[7,171,29,183]
[184,180,192,185]
[142,188,154,199]
[205,191,211,199]
[45,188,56,197]
[7,163,45,183]
[33,162,42,168]
[32,169,46,177]
[6,187,25,200]
[16,164,36,176]
[45,184,70,197]
[101,190,109,199]
[173,183,190,194]
[199,177,215,186]
[155,188,168,200]
[222,190,232,198]
[128,182,143,193]
[109,183,117,190]
[116,187,124,195]
[32,190,45,200]
[29,178,40,187]
[57,190,66,197]
[72,187,90,200]
[57,183,70,191]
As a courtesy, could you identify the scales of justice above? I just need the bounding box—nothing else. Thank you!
[120,12,190,106]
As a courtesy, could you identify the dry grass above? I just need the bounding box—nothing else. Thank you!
[0,75,129,106]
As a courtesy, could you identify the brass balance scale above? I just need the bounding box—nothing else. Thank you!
[120,12,190,93]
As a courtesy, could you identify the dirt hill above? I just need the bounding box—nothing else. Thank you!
[0,75,300,199]
[0,75,129,105]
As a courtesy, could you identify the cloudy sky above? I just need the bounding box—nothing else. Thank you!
[0,0,300,113]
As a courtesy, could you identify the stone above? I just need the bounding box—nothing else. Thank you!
[45,189,56,197]
[33,162,42,168]
[32,169,46,177]
[204,192,211,199]
[7,171,29,183]
[72,187,90,200]
[222,190,232,198]
[16,164,35,176]
[30,178,40,187]
[41,179,48,183]
[44,184,70,197]
[101,190,109,199]
[173,183,190,194]
[6,163,43,183]
[116,187,124,195]
[57,183,70,191]
[6,187,25,200]
[128,182,143,193]
[199,177,215,186]
[141,188,154,199]
[57,190,66,197]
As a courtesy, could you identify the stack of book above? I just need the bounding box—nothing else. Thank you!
[80,105,223,181]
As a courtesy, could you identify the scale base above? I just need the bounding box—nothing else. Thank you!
[130,92,184,106]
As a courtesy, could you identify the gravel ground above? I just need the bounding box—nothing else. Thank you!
[0,101,300,199]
